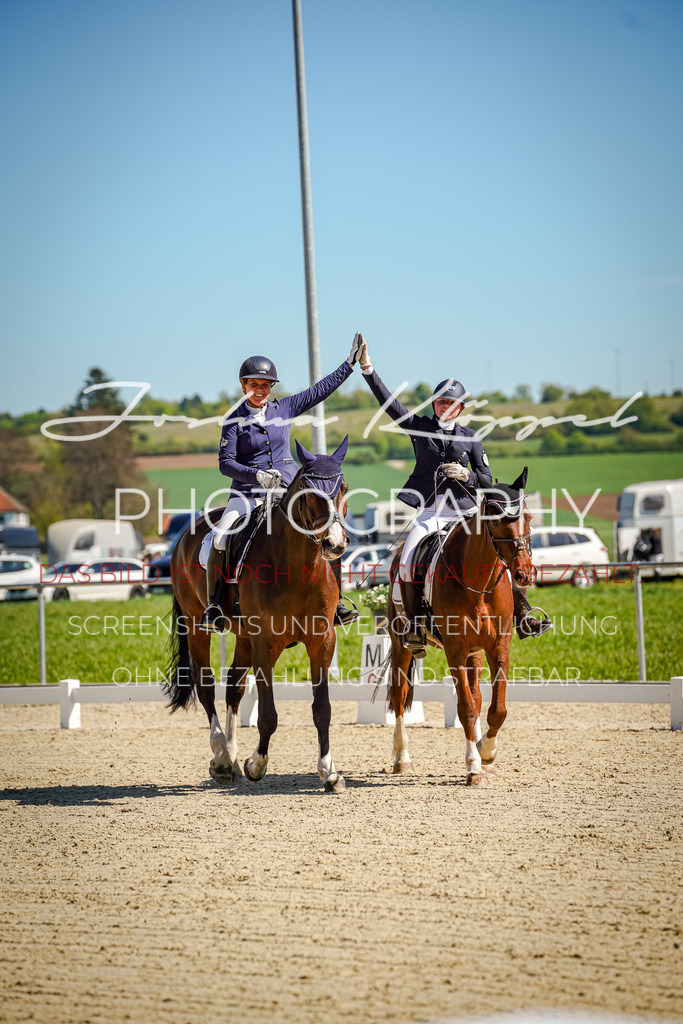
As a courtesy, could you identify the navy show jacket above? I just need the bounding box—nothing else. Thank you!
[363,368,493,509]
[218,361,352,497]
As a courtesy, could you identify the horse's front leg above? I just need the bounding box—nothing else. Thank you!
[308,630,346,794]
[447,648,488,786]
[389,632,414,774]
[478,642,510,766]
[209,634,252,785]
[244,641,278,782]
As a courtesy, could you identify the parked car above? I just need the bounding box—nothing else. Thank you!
[41,558,149,602]
[339,544,392,592]
[0,553,42,601]
[530,526,609,586]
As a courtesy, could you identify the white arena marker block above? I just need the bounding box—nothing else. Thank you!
[357,634,424,725]
[671,677,683,731]
[59,678,81,730]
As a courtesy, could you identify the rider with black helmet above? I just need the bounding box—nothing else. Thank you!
[355,335,550,655]
[200,335,365,631]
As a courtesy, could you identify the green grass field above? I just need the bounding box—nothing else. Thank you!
[144,452,683,512]
[2,580,681,687]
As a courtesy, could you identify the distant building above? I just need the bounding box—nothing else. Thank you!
[0,486,30,528]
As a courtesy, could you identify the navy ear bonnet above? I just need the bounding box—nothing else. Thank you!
[295,436,348,498]
[482,484,525,519]
[482,466,529,519]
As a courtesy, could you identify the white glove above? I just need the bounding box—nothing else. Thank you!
[441,461,470,482]
[347,332,364,366]
[358,338,370,369]
[256,470,281,489]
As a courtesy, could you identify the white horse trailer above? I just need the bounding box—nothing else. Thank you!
[615,479,683,576]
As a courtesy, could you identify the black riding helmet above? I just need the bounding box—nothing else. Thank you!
[239,356,279,383]
[431,378,466,404]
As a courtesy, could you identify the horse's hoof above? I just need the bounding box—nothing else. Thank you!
[392,759,413,774]
[466,771,489,787]
[209,763,237,786]
[476,738,497,765]
[231,758,243,777]
[324,773,346,794]
[243,758,267,782]
[482,763,496,774]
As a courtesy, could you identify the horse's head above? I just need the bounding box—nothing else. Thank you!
[481,466,536,586]
[287,436,350,560]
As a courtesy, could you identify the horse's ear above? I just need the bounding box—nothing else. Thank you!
[295,439,315,468]
[512,466,528,491]
[331,435,349,463]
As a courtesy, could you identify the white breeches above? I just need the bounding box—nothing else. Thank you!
[399,502,470,582]
[213,495,263,551]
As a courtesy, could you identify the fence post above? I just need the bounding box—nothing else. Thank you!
[38,589,46,686]
[633,564,647,681]
[443,676,459,728]
[59,678,81,729]
[671,677,683,731]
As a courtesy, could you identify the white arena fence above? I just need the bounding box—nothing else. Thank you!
[5,560,683,687]
[0,630,681,732]
[0,677,680,731]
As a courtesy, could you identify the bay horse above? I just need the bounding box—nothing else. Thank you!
[164,437,350,793]
[387,467,536,785]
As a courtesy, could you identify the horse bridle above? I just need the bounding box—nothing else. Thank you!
[285,474,347,545]
[435,497,531,596]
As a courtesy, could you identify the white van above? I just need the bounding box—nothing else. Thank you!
[615,479,683,576]
[46,519,142,565]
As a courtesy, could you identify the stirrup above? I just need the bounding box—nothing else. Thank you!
[334,596,360,627]
[199,604,226,634]
[516,613,552,640]
[404,620,427,659]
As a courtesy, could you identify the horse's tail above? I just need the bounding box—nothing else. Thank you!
[164,595,196,712]
[403,656,417,711]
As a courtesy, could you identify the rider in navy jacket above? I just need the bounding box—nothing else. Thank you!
[360,368,493,510]
[219,361,352,498]
[201,339,364,632]
[356,335,549,653]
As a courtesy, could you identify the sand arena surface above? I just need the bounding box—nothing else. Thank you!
[0,699,681,1024]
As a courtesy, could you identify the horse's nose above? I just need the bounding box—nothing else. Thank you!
[514,563,536,585]
[322,537,347,560]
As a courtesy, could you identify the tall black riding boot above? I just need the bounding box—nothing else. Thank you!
[512,585,552,639]
[330,557,360,626]
[402,579,427,658]
[199,544,228,633]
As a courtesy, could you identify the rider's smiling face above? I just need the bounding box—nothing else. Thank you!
[241,378,272,408]
[433,398,463,422]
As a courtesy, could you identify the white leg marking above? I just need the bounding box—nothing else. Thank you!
[245,746,268,781]
[392,716,411,767]
[477,729,498,763]
[225,707,238,763]
[209,713,230,768]
[317,747,337,782]
[473,716,483,744]
[465,738,483,777]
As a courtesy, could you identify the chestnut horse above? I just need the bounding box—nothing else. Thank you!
[164,438,350,792]
[387,468,536,785]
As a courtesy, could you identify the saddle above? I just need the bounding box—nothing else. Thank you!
[224,498,280,582]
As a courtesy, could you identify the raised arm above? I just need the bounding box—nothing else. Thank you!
[358,335,419,429]
[284,358,353,419]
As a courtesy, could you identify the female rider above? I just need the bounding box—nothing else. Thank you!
[355,335,549,656]
[201,336,363,631]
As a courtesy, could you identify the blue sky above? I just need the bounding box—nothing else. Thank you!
[1,0,681,415]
